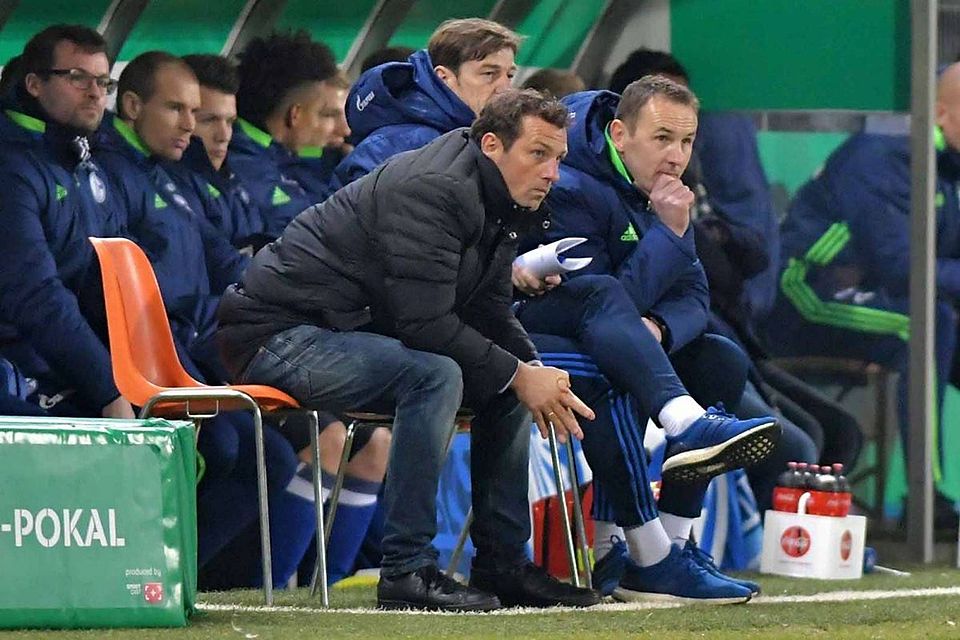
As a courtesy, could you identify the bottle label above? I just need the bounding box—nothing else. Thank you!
[773,487,804,512]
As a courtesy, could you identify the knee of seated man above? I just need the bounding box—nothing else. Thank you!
[681,333,750,407]
[349,426,392,480]
[569,273,630,304]
[410,353,464,396]
[316,420,348,461]
[196,416,241,480]
[700,334,749,377]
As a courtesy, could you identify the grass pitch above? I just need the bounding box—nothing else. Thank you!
[6,567,960,639]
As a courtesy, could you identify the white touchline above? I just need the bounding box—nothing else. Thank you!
[196,586,960,617]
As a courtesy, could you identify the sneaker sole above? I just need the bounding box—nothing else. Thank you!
[377,599,501,612]
[612,586,752,605]
[661,421,781,484]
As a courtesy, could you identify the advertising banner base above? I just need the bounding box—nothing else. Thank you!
[0,417,197,628]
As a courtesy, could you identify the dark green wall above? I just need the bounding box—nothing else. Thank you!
[119,0,246,58]
[0,0,111,63]
[671,0,910,111]
[276,0,381,62]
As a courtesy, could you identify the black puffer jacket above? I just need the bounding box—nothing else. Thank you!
[218,128,541,403]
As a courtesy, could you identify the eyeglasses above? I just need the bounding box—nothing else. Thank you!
[39,68,117,95]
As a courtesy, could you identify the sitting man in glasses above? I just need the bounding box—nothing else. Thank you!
[32,66,117,94]
[0,24,133,419]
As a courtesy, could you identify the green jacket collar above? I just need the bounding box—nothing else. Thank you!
[298,145,323,159]
[604,122,634,185]
[237,118,273,148]
[113,117,150,156]
[935,125,947,152]
[5,109,45,133]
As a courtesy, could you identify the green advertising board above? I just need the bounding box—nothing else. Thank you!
[0,417,197,629]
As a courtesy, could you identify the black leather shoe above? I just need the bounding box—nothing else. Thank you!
[377,565,501,611]
[470,562,601,608]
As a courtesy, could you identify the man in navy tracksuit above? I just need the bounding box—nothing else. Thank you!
[602,48,825,512]
[768,62,960,482]
[334,18,519,187]
[94,50,314,587]
[228,31,349,238]
[274,74,350,205]
[0,25,134,420]
[517,79,780,602]
[168,58,265,255]
[97,106,245,382]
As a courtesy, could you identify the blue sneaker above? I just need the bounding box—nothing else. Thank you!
[662,405,780,484]
[684,540,760,596]
[591,537,628,596]
[614,545,752,605]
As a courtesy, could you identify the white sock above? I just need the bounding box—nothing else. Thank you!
[592,521,624,559]
[658,395,706,437]
[623,518,672,567]
[659,512,695,546]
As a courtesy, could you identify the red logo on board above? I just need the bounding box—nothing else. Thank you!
[840,530,853,561]
[780,526,811,557]
[144,582,164,604]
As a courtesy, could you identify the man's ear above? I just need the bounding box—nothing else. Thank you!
[285,102,301,129]
[480,131,502,156]
[434,65,457,89]
[936,100,948,129]
[120,90,142,121]
[609,118,628,152]
[24,73,43,99]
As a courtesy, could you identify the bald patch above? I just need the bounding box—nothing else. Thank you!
[938,62,960,103]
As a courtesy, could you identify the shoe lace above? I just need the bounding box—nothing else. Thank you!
[593,535,629,583]
[679,546,712,577]
[596,537,628,571]
[517,561,578,591]
[687,543,719,571]
[423,566,466,594]
[609,534,627,552]
[706,402,734,419]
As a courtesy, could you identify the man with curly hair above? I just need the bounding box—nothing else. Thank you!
[230,31,349,238]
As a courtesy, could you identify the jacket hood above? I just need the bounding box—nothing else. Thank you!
[229,118,291,165]
[1,91,95,147]
[0,102,45,145]
[561,90,624,187]
[95,112,155,167]
[345,49,475,144]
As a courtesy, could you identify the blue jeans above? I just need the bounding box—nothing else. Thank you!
[237,325,532,576]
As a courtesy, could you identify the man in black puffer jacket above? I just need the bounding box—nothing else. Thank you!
[217,89,599,611]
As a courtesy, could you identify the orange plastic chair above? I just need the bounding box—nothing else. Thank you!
[89,236,333,606]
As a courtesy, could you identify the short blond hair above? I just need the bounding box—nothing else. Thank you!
[616,74,699,132]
